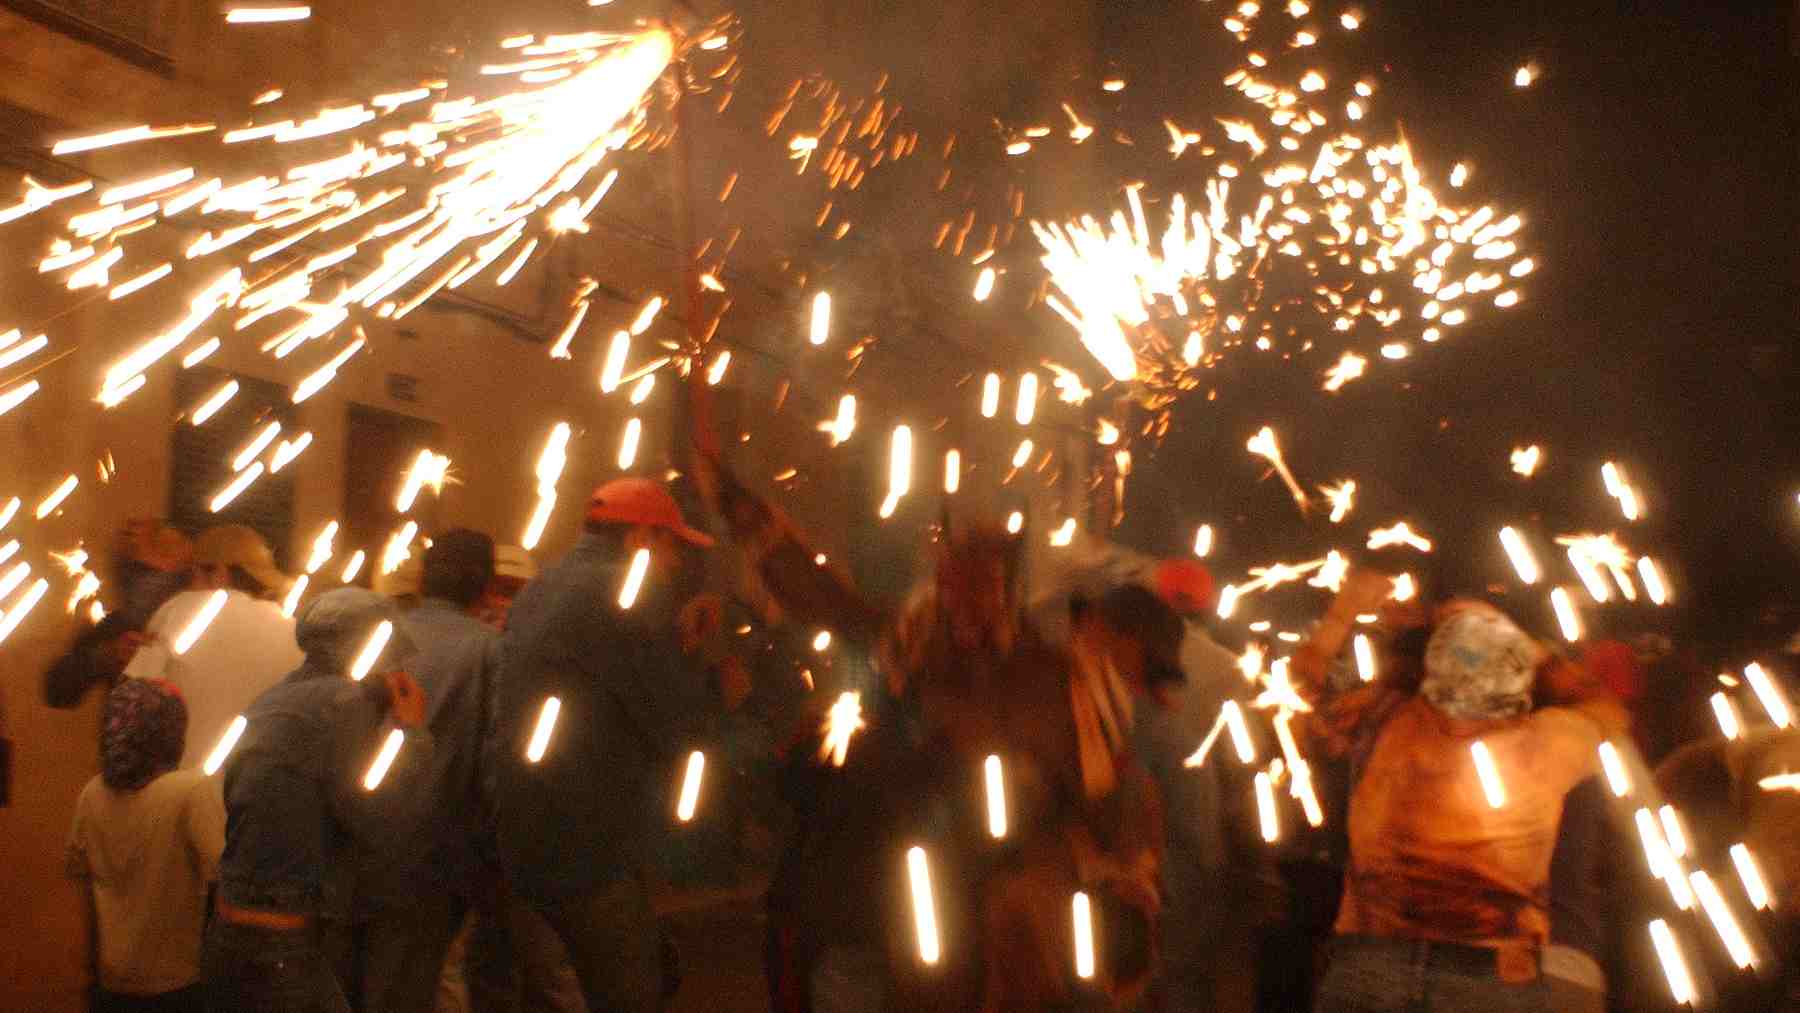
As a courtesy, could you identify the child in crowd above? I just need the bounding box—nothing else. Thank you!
[67,679,224,1013]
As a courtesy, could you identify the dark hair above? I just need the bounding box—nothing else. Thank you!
[579,521,630,554]
[1090,584,1186,686]
[223,564,267,597]
[422,529,496,607]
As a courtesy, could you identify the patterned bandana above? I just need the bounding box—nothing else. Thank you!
[1421,606,1537,721]
[101,679,187,791]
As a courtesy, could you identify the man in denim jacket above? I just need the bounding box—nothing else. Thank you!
[203,589,432,1013]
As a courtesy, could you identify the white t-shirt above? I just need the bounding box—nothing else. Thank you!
[126,590,304,767]
[66,769,225,994]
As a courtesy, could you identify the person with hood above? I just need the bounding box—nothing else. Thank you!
[1294,572,1626,1013]
[67,679,224,1013]
[202,589,431,1013]
[123,524,304,768]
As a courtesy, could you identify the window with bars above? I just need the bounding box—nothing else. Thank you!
[168,367,297,571]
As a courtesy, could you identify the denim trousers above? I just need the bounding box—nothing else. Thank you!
[1313,937,1553,1013]
[535,875,661,1013]
[203,920,350,1013]
[324,891,468,1013]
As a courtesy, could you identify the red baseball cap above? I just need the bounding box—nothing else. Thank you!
[586,478,715,547]
[1153,559,1216,616]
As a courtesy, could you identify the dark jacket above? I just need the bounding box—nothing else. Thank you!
[492,534,719,904]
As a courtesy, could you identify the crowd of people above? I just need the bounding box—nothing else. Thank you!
[25,462,1800,1013]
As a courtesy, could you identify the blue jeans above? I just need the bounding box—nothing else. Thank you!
[1314,937,1552,1013]
[203,920,349,1013]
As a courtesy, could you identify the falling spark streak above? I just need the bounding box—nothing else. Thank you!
[812,630,832,652]
[363,729,405,791]
[821,692,864,767]
[1689,871,1756,969]
[1742,663,1792,729]
[1216,584,1241,619]
[1255,771,1280,842]
[1005,511,1024,534]
[706,351,731,385]
[1647,921,1695,1007]
[191,381,240,425]
[0,577,49,643]
[1659,805,1689,858]
[1510,446,1541,477]
[1247,428,1307,512]
[521,495,556,551]
[1598,741,1632,797]
[675,750,705,822]
[980,373,1001,418]
[395,450,448,511]
[36,474,78,519]
[825,394,857,447]
[973,267,996,301]
[526,697,562,763]
[1012,439,1034,469]
[1322,352,1365,391]
[0,380,41,416]
[281,575,308,618]
[1638,557,1670,605]
[809,292,831,346]
[1367,522,1432,553]
[599,331,630,393]
[1729,844,1771,911]
[1353,634,1376,682]
[381,522,419,576]
[210,463,264,512]
[0,562,29,602]
[1194,524,1214,557]
[944,450,961,494]
[348,620,394,681]
[226,6,312,23]
[616,549,651,609]
[1549,587,1582,642]
[108,264,173,301]
[203,716,248,776]
[549,302,590,359]
[231,422,282,473]
[906,846,942,965]
[1759,772,1800,793]
[1015,373,1039,425]
[616,418,642,470]
[1470,740,1506,808]
[1498,527,1540,584]
[0,499,14,533]
[984,754,1008,838]
[1072,892,1097,980]
[1321,481,1355,523]
[51,124,214,156]
[174,590,230,655]
[340,550,366,584]
[1711,692,1742,740]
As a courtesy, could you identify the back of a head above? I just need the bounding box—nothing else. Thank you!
[101,679,187,791]
[421,529,496,608]
[1089,583,1187,686]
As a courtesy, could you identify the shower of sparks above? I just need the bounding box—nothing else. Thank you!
[906,846,942,965]
[821,691,864,767]
[1247,427,1307,512]
[202,715,248,776]
[984,754,1008,839]
[675,750,706,822]
[1320,480,1355,523]
[173,589,229,655]
[525,696,562,763]
[362,728,406,791]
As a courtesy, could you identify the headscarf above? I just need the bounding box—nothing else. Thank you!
[101,679,187,791]
[1421,606,1538,721]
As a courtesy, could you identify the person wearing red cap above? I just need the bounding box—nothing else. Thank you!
[490,477,732,1013]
